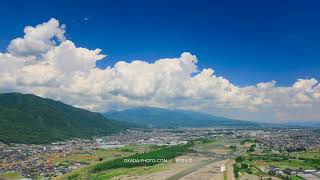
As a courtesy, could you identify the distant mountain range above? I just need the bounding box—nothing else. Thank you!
[1,93,318,144]
[105,106,261,128]
[0,93,127,144]
[106,107,320,128]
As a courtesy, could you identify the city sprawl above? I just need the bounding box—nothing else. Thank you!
[1,128,320,179]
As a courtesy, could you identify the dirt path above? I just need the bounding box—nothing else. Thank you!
[117,155,208,180]
[179,159,227,180]
[240,174,282,180]
[166,158,224,180]
[225,159,235,180]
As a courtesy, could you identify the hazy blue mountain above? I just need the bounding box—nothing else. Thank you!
[0,93,127,144]
[282,121,320,128]
[105,106,260,128]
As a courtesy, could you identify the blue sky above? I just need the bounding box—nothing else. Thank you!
[0,0,319,86]
[1,1,320,121]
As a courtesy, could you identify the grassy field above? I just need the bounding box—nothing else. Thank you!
[0,172,22,180]
[289,176,304,180]
[49,145,149,165]
[92,144,192,172]
[293,149,320,159]
[89,162,171,180]
[245,154,320,170]
[59,154,191,179]
[55,145,152,179]
[59,143,193,179]
[267,159,317,169]
[195,137,242,155]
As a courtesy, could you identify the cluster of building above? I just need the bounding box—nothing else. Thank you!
[256,128,320,151]
[0,140,93,178]
[97,129,193,146]
[269,166,320,180]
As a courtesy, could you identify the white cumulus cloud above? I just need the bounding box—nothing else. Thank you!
[8,18,66,57]
[0,18,320,122]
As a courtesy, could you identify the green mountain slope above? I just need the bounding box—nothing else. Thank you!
[0,93,126,144]
[105,107,260,128]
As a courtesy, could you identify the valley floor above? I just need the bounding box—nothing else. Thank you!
[2,128,320,180]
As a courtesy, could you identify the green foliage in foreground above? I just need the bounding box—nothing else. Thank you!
[0,93,126,144]
[229,145,237,151]
[0,172,22,180]
[92,144,192,172]
[247,144,256,153]
[233,163,240,178]
[233,162,254,177]
[289,176,304,180]
[247,154,320,169]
